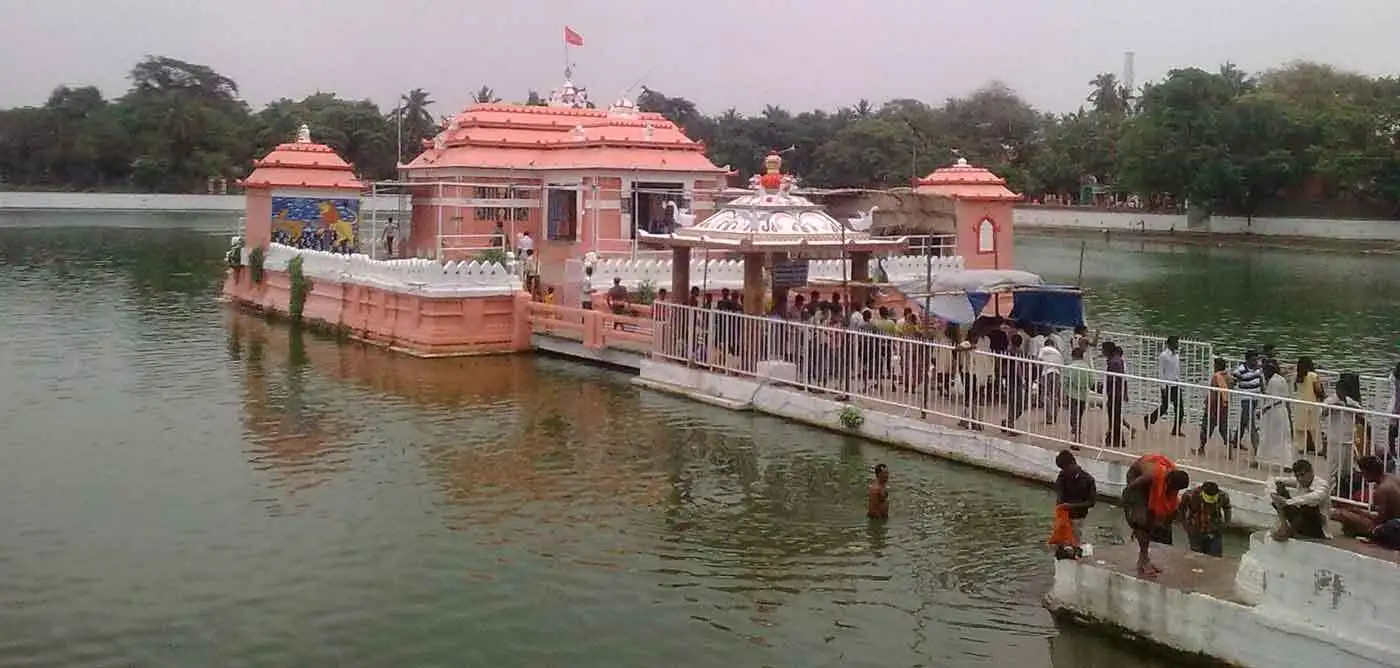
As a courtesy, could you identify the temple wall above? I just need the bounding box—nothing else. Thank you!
[955,200,1016,271]
[225,244,529,356]
[402,176,544,259]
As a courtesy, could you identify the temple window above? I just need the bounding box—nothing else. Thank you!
[546,188,579,241]
[976,217,997,254]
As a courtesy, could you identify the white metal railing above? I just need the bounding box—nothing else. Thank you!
[648,302,1400,508]
[438,233,509,261]
[904,234,957,256]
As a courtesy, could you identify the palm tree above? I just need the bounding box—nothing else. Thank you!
[1087,73,1128,116]
[1218,62,1254,96]
[391,88,436,164]
[472,86,500,104]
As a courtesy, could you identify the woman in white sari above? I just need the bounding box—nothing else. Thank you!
[1256,361,1294,469]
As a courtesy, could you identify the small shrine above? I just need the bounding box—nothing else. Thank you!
[913,158,1021,271]
[238,124,363,252]
[638,151,906,314]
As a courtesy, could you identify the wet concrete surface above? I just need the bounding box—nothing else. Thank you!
[1079,542,1250,604]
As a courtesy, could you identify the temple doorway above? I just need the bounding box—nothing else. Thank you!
[632,182,685,235]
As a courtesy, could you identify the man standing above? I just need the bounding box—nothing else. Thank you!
[383,216,399,258]
[1231,351,1264,453]
[606,277,629,315]
[1104,343,1130,448]
[1198,358,1232,456]
[1268,459,1331,540]
[1122,453,1191,576]
[1054,450,1097,545]
[867,464,890,520]
[523,249,540,298]
[579,265,595,311]
[1179,481,1232,556]
[1145,335,1185,436]
[1062,347,1094,441]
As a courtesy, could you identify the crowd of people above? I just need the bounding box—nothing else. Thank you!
[1047,449,1400,577]
[647,288,1400,471]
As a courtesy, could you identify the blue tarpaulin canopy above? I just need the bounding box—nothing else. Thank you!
[1008,286,1085,328]
[895,270,1084,327]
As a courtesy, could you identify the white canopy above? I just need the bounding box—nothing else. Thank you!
[895,269,1046,299]
[896,269,1050,325]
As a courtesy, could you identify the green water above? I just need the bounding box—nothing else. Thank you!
[1,214,1369,667]
[1018,232,1400,375]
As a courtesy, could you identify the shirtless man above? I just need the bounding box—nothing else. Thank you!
[867,464,890,520]
[1122,454,1191,577]
[1332,456,1400,541]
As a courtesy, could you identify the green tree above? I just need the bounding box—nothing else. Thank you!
[472,86,500,104]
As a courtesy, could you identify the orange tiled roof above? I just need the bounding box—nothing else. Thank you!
[915,159,1021,202]
[404,102,724,173]
[240,137,363,190]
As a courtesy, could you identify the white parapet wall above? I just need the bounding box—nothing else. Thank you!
[0,192,402,213]
[1015,207,1400,242]
[587,254,965,291]
[259,243,521,297]
[1236,533,1400,657]
[1049,534,1400,668]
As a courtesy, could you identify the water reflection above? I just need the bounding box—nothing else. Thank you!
[218,308,1173,667]
[228,315,352,496]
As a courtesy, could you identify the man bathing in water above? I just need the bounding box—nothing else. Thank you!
[868,464,890,520]
[1122,454,1191,576]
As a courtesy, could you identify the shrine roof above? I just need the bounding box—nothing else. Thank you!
[914,158,1021,202]
[240,125,363,190]
[403,102,724,174]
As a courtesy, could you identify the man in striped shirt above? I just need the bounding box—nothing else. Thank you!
[1231,350,1263,452]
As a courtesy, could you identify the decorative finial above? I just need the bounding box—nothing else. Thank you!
[432,133,446,151]
[956,157,969,167]
[759,152,784,191]
[643,121,654,140]
[571,124,586,142]
[296,124,312,144]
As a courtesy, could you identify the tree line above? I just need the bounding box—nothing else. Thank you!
[3,56,1400,217]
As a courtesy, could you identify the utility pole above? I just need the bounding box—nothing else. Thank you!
[1123,51,1136,109]
[395,98,404,167]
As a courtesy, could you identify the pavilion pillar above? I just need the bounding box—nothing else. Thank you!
[742,252,765,315]
[671,246,691,305]
[769,252,790,318]
[849,251,871,308]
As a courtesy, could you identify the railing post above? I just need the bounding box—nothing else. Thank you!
[582,309,602,349]
[512,292,532,351]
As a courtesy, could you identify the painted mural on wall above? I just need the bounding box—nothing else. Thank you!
[270,196,359,252]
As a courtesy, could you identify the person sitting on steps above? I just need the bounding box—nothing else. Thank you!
[1267,459,1331,541]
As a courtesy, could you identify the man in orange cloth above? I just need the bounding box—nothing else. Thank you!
[1122,454,1191,577]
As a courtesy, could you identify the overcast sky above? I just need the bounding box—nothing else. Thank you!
[3,0,1399,118]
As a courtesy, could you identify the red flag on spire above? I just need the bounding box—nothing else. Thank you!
[564,26,584,47]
